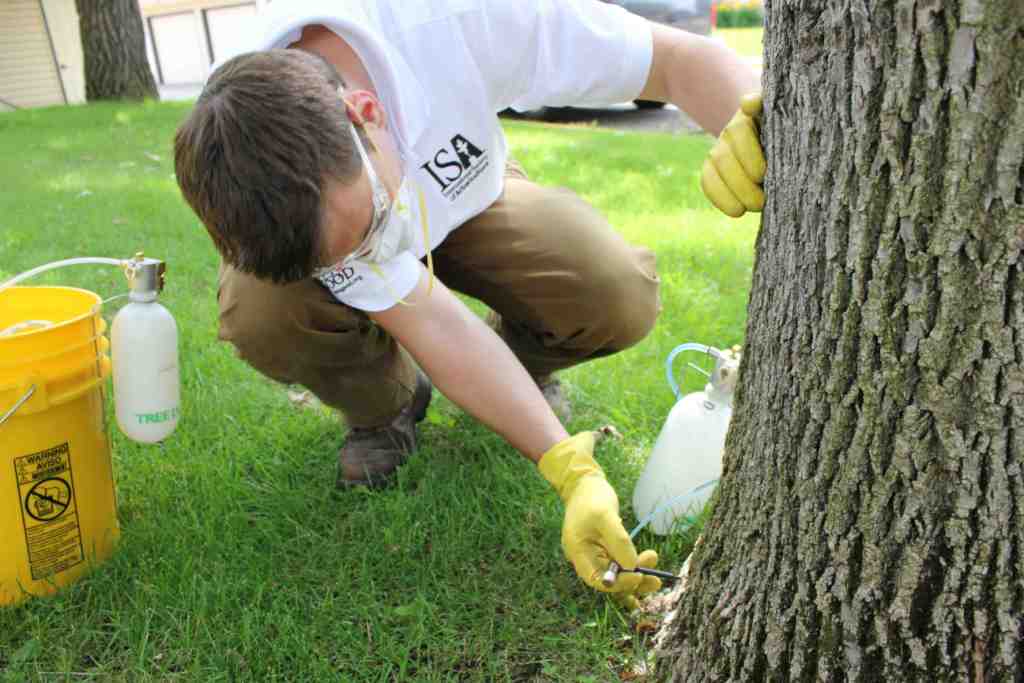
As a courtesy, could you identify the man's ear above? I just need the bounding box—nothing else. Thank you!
[343,90,386,129]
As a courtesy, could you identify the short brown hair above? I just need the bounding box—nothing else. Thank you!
[174,49,362,283]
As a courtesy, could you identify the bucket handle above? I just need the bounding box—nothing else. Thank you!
[0,385,35,428]
[47,357,110,408]
[0,354,111,420]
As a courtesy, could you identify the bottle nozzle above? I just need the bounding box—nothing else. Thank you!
[124,254,166,301]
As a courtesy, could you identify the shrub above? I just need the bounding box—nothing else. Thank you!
[715,1,763,28]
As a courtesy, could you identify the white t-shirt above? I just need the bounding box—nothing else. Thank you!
[248,0,653,311]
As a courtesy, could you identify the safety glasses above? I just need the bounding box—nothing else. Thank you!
[343,119,393,262]
[312,100,394,277]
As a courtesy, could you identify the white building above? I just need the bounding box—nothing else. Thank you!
[139,0,269,87]
[0,0,267,111]
[0,0,86,110]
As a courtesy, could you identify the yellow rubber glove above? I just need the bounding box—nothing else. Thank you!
[700,93,766,218]
[539,432,662,609]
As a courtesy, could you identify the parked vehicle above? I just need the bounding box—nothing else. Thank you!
[503,0,713,118]
[607,0,713,37]
[606,0,713,109]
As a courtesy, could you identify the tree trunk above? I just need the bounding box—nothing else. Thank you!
[658,1,1023,680]
[76,0,157,101]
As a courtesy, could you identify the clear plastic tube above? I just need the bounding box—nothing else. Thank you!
[666,342,725,400]
[0,257,126,295]
[628,478,720,539]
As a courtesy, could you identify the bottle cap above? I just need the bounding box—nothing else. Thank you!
[124,255,166,302]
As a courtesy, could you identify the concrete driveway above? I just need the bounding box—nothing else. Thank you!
[159,83,203,101]
[504,56,761,136]
[162,82,707,136]
[502,102,703,135]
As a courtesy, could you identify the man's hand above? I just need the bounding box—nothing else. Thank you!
[700,93,766,218]
[539,432,661,609]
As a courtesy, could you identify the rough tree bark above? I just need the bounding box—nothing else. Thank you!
[76,0,158,101]
[657,1,1023,680]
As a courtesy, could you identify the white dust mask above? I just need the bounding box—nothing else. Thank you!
[356,176,420,265]
[314,114,435,303]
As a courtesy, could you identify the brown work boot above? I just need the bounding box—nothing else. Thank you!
[336,371,433,489]
[485,311,573,423]
[535,374,572,424]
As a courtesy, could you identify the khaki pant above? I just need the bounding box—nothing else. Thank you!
[217,162,661,427]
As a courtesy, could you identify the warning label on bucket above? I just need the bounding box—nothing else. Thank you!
[13,443,84,580]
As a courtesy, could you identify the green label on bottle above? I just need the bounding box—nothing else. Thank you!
[135,406,180,425]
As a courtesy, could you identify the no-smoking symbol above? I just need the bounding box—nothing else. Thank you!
[25,478,72,522]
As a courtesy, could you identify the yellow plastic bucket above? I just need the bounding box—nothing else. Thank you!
[0,286,118,606]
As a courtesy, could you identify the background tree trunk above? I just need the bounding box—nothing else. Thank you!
[76,0,157,101]
[658,1,1023,680]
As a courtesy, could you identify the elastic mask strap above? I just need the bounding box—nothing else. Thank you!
[366,262,408,305]
[344,96,384,156]
[418,188,434,296]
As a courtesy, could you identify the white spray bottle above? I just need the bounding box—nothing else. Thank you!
[631,344,740,535]
[111,256,181,443]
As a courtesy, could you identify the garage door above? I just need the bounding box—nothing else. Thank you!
[0,0,65,110]
[206,4,258,65]
[149,11,206,84]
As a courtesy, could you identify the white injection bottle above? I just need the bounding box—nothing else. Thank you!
[632,347,740,535]
[111,257,181,443]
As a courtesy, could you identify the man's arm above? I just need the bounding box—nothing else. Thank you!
[372,268,661,604]
[370,268,568,462]
[637,23,760,136]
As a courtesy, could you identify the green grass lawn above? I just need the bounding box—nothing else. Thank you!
[0,102,759,681]
[713,27,764,58]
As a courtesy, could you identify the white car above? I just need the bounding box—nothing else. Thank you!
[502,0,713,118]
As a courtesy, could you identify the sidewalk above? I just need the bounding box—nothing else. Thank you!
[159,83,202,101]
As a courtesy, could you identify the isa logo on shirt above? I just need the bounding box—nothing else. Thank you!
[419,134,489,202]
